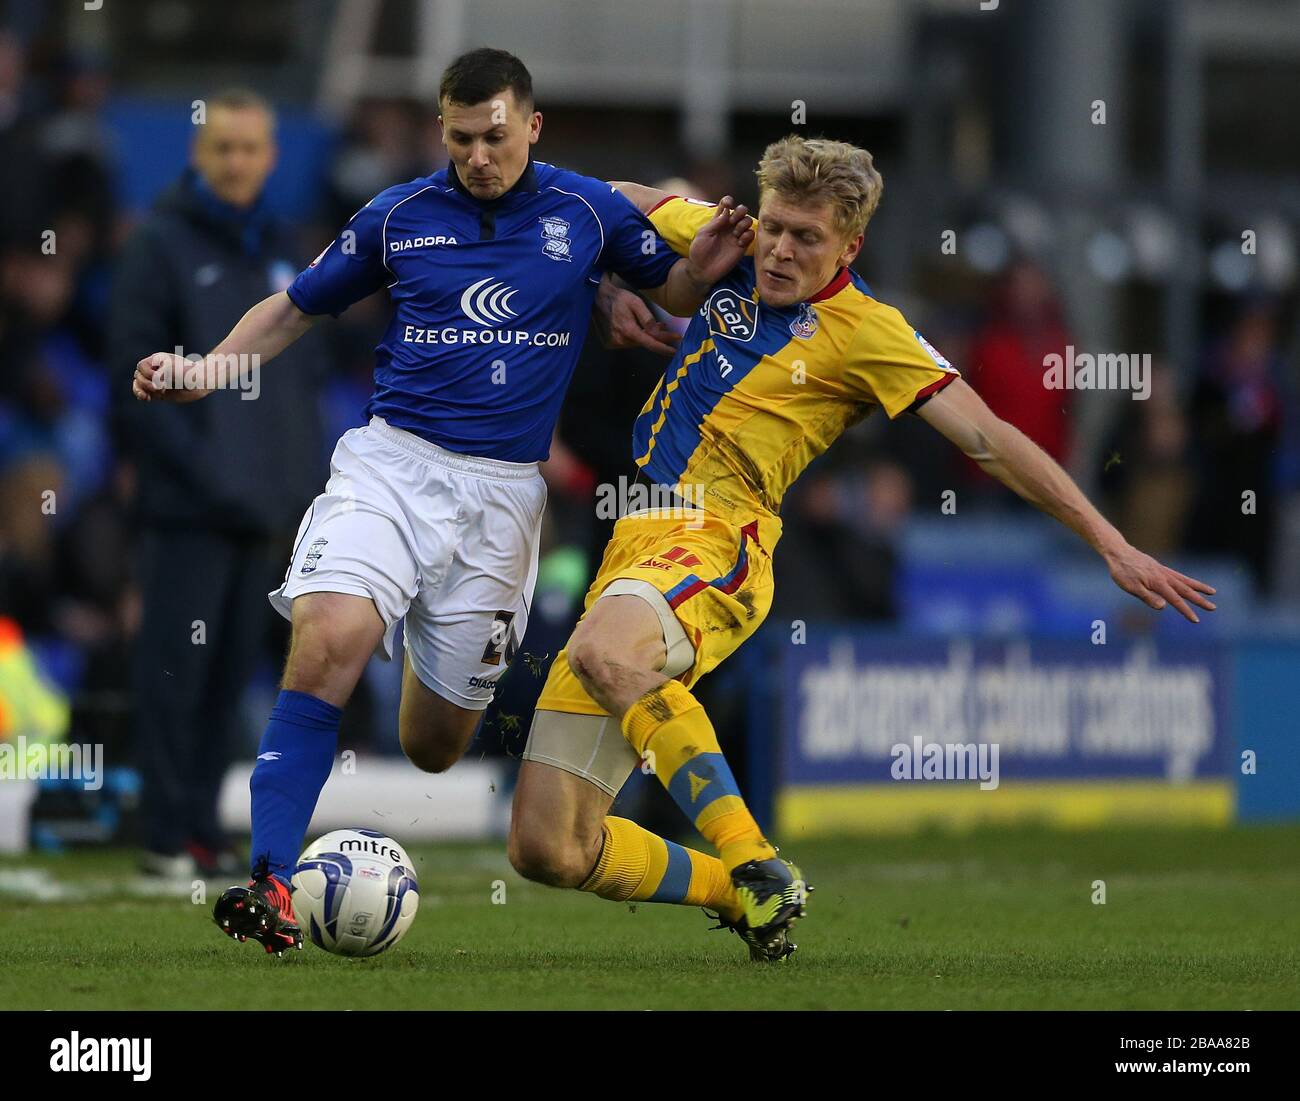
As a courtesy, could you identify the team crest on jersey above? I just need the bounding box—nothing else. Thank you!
[703,288,757,343]
[539,215,572,262]
[914,330,953,369]
[790,302,819,339]
[301,538,328,574]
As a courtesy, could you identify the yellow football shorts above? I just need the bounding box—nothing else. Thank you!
[535,509,780,718]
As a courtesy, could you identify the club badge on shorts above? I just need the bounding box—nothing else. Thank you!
[301,538,328,574]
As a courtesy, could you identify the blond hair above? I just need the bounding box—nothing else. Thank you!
[756,135,883,239]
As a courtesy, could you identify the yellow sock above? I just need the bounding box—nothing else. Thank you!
[621,680,776,870]
[579,817,742,921]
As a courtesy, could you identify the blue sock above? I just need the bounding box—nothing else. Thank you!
[249,690,342,887]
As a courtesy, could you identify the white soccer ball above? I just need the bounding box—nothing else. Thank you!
[292,828,420,957]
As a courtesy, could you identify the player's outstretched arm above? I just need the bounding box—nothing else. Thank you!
[132,291,317,403]
[644,197,754,316]
[917,378,1217,623]
[593,181,714,344]
[609,180,668,215]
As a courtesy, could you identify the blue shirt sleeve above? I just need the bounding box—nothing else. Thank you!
[597,186,681,290]
[286,193,391,317]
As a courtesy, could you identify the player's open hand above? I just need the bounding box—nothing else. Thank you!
[132,351,212,402]
[593,275,681,357]
[686,195,754,286]
[1104,542,1217,623]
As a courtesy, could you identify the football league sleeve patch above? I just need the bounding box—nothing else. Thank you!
[844,303,961,418]
[286,192,391,318]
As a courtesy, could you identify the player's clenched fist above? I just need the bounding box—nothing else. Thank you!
[132,351,212,402]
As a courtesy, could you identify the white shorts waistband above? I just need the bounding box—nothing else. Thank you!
[368,417,540,481]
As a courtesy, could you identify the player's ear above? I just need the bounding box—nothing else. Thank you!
[840,232,864,267]
[529,110,542,144]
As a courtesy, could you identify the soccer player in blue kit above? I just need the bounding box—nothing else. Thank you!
[130,49,753,954]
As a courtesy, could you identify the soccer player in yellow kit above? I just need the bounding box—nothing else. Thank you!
[506,135,1217,960]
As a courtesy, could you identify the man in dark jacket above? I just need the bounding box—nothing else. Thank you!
[109,88,328,880]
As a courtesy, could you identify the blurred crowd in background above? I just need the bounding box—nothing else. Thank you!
[1,19,1298,777]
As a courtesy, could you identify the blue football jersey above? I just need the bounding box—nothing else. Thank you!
[287,160,682,461]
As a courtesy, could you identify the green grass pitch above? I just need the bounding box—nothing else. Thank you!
[2,824,1297,1010]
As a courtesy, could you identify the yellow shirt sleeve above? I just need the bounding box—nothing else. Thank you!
[645,194,720,257]
[844,303,960,418]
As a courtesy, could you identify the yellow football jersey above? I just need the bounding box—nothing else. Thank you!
[636,195,960,530]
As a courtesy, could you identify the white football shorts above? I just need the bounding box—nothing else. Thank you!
[269,416,546,710]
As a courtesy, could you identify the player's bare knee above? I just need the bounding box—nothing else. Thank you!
[284,600,379,700]
[564,632,602,686]
[504,830,542,882]
[399,729,460,774]
[397,709,477,774]
[507,829,591,888]
[568,630,649,698]
[284,638,359,699]
[282,637,352,698]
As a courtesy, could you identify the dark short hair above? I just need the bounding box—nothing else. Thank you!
[439,48,533,110]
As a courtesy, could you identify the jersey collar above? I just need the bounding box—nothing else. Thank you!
[807,266,851,303]
[447,158,539,204]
